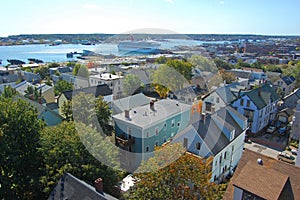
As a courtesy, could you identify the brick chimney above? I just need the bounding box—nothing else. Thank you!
[150,101,155,110]
[125,110,130,119]
[94,178,103,194]
[201,113,206,124]
[258,86,262,97]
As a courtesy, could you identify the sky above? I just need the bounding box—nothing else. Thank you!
[1,0,300,36]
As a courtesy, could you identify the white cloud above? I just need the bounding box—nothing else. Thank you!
[164,0,174,4]
[219,0,225,4]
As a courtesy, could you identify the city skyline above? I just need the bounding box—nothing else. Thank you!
[1,0,300,37]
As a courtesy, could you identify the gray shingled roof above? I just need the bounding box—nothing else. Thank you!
[189,106,247,156]
[48,173,117,200]
[215,83,238,104]
[244,84,280,109]
[62,84,112,100]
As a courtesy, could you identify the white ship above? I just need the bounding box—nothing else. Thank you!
[118,40,161,54]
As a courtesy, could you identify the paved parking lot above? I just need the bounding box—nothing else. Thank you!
[244,142,280,159]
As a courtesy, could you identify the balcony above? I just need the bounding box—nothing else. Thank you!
[115,135,135,148]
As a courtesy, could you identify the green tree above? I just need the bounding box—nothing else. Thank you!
[125,143,225,199]
[66,61,77,67]
[54,80,74,96]
[151,60,192,98]
[73,64,89,78]
[39,121,123,196]
[213,58,232,70]
[24,86,42,102]
[188,55,217,72]
[34,66,49,79]
[0,97,45,199]
[1,85,17,98]
[155,56,168,64]
[45,76,52,86]
[123,74,143,95]
[95,96,112,135]
[61,100,73,121]
[219,69,237,84]
[47,62,60,68]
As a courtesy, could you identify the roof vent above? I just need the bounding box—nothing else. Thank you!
[257,158,263,165]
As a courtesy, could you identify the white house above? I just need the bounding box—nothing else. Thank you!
[89,73,124,100]
[231,84,280,134]
[202,83,242,114]
[173,105,248,183]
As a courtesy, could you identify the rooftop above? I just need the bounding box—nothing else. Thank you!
[90,73,124,81]
[223,149,300,200]
[113,99,191,129]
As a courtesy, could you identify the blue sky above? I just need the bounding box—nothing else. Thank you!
[1,0,300,36]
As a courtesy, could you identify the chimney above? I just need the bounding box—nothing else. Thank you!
[258,86,262,97]
[125,110,130,119]
[150,101,155,110]
[94,178,103,194]
[201,113,206,124]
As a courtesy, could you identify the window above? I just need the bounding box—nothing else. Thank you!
[183,138,188,148]
[171,119,175,128]
[205,102,213,112]
[155,141,159,146]
[171,132,174,137]
[196,142,201,150]
[146,132,149,138]
[145,146,149,152]
[164,123,167,130]
[246,100,251,107]
[177,122,181,127]
[155,127,159,135]
[216,97,220,103]
[224,152,227,159]
[163,137,167,143]
[240,99,244,106]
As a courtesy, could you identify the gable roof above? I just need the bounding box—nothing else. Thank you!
[233,160,290,200]
[214,83,238,104]
[223,149,300,200]
[48,173,117,200]
[243,84,280,109]
[282,76,295,86]
[62,84,112,101]
[188,106,247,156]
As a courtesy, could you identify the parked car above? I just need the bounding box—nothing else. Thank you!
[278,127,286,135]
[277,152,295,164]
[291,149,298,155]
[266,126,276,133]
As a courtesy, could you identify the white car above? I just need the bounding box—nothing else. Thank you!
[291,149,298,155]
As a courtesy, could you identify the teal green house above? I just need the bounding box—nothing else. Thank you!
[113,99,191,169]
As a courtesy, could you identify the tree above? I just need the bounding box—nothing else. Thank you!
[24,85,42,102]
[34,66,49,79]
[61,100,73,121]
[151,61,191,98]
[39,121,123,196]
[219,69,237,84]
[73,64,89,78]
[214,58,232,70]
[45,76,52,86]
[1,85,17,98]
[188,55,217,72]
[123,74,143,95]
[0,97,45,199]
[125,143,226,199]
[155,56,168,64]
[47,62,60,68]
[72,93,112,135]
[54,80,74,96]
[95,96,112,135]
